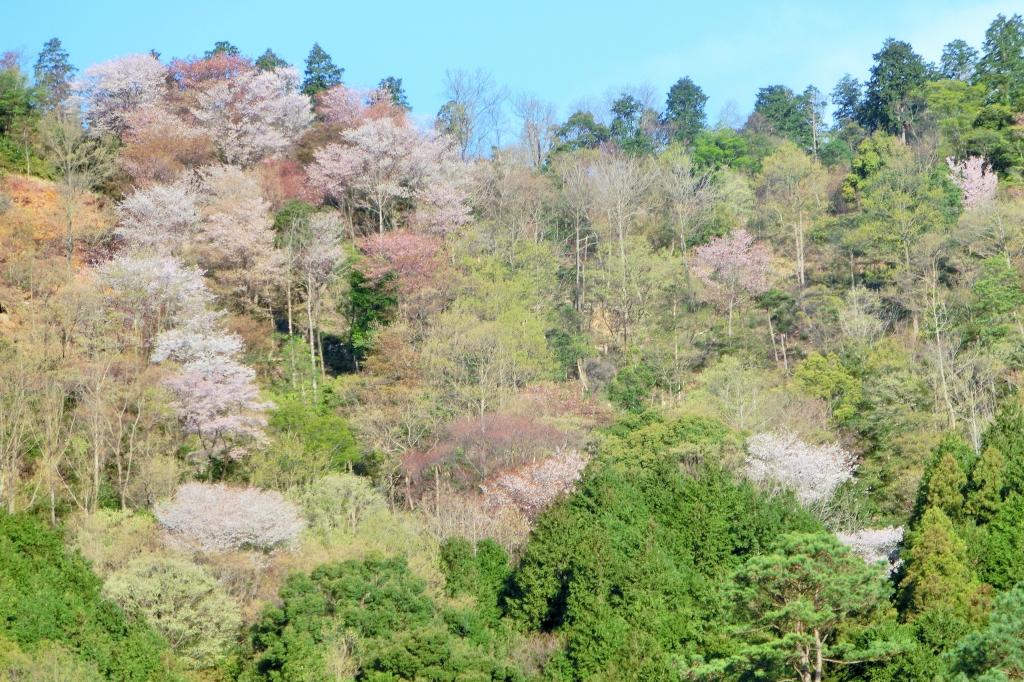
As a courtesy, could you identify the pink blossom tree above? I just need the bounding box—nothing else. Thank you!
[691,228,772,336]
[116,179,200,253]
[947,155,998,209]
[191,66,312,166]
[74,53,168,136]
[156,482,305,552]
[357,230,444,295]
[119,105,214,184]
[316,84,369,128]
[744,431,856,509]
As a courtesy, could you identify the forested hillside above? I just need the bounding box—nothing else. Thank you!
[2,14,1024,681]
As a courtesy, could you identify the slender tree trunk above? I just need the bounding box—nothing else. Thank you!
[813,629,824,682]
[306,274,318,398]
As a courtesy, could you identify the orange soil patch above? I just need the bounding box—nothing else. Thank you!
[0,173,113,262]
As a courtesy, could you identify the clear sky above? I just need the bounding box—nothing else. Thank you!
[3,0,1020,125]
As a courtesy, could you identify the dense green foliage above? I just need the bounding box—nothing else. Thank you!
[0,513,176,680]
[241,557,522,681]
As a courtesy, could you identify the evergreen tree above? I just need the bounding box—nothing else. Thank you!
[913,435,972,523]
[859,39,928,140]
[204,40,239,58]
[254,49,288,71]
[983,400,1024,495]
[924,451,968,520]
[979,493,1024,590]
[706,532,902,682]
[899,508,982,647]
[948,583,1024,680]
[609,93,655,155]
[663,76,707,142]
[976,13,1024,109]
[940,39,979,81]
[553,110,610,153]
[301,42,343,96]
[753,85,808,147]
[966,446,1005,522]
[376,76,410,110]
[33,37,74,109]
[831,74,862,126]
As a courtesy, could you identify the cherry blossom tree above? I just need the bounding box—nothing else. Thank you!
[692,228,772,336]
[194,165,284,312]
[947,155,998,209]
[358,230,444,295]
[836,526,904,575]
[98,254,216,352]
[410,158,472,233]
[73,53,167,136]
[191,66,312,166]
[316,84,369,127]
[155,482,305,552]
[480,448,589,519]
[744,431,856,508]
[116,178,200,253]
[256,158,322,208]
[310,117,470,236]
[316,83,407,128]
[169,52,252,91]
[151,328,243,364]
[161,353,271,462]
[119,105,214,184]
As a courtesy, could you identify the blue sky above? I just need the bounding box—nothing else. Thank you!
[3,0,1020,125]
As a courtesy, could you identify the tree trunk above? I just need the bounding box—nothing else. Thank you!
[306,274,318,398]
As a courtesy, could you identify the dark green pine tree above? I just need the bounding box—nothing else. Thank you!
[376,76,410,110]
[979,493,1024,590]
[967,446,1005,522]
[301,42,343,96]
[33,37,75,109]
[753,84,811,150]
[858,38,928,140]
[255,48,288,71]
[976,13,1024,109]
[662,76,707,143]
[204,40,240,58]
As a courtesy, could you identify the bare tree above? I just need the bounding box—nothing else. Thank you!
[513,94,556,168]
[39,107,114,269]
[585,152,655,347]
[440,68,507,159]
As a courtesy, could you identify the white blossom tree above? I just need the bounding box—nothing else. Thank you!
[155,482,305,552]
[744,431,855,508]
[98,254,216,352]
[151,328,243,364]
[116,179,200,253]
[191,66,312,166]
[310,117,470,236]
[194,164,284,311]
[836,526,904,575]
[161,353,271,462]
[480,448,589,519]
[74,53,168,136]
